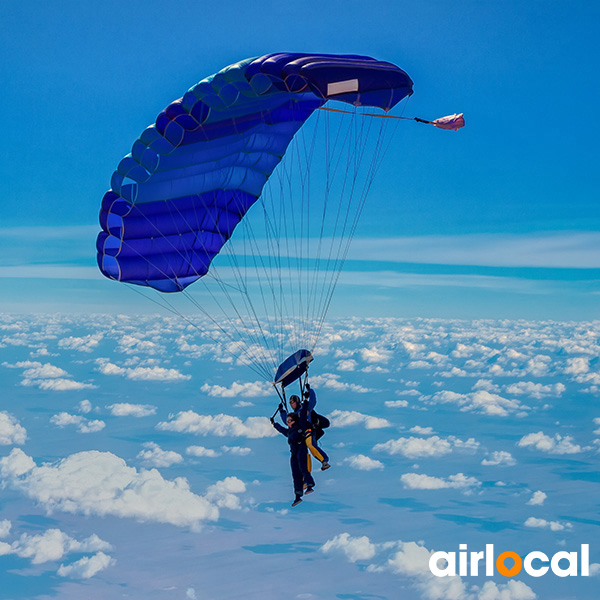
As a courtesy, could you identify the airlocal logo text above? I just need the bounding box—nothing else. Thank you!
[429,544,590,578]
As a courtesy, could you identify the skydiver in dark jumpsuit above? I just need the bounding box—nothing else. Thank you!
[271,412,316,506]
[279,385,331,470]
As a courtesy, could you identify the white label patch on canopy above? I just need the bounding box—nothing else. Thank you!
[327,79,359,96]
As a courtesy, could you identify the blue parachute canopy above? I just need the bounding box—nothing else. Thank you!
[96,53,413,292]
[274,349,314,388]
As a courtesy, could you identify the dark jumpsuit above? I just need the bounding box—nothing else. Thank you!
[279,389,329,464]
[273,421,315,498]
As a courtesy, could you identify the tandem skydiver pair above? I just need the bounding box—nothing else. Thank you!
[270,349,331,506]
[271,383,331,507]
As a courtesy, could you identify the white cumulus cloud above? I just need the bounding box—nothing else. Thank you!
[344,454,384,470]
[137,442,183,467]
[0,527,112,571]
[204,476,246,510]
[106,403,157,417]
[517,431,583,454]
[186,446,221,458]
[504,381,565,399]
[375,435,452,459]
[78,400,92,414]
[0,449,244,530]
[524,517,572,531]
[410,426,434,435]
[400,472,481,491]
[96,359,190,382]
[28,378,96,391]
[200,380,271,398]
[424,390,525,417]
[8,361,96,391]
[481,451,516,466]
[50,412,105,434]
[20,361,69,379]
[309,373,372,393]
[234,400,254,407]
[0,520,11,539]
[157,411,276,438]
[374,435,477,459]
[328,410,390,429]
[57,551,115,579]
[385,399,409,407]
[0,412,27,445]
[360,347,392,364]
[117,334,161,355]
[565,357,589,375]
[58,334,103,353]
[321,533,377,562]
[526,491,547,506]
[337,359,358,371]
[222,446,252,456]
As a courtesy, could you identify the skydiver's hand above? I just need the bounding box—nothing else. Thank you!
[270,417,275,425]
[278,402,283,410]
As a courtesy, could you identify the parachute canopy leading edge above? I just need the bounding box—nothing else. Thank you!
[96,53,414,292]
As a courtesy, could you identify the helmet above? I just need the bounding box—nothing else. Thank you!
[289,395,300,405]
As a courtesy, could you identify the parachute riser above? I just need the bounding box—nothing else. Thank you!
[271,363,309,419]
[273,383,288,418]
[299,368,309,399]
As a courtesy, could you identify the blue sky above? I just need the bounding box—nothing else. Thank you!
[1,1,600,599]
[1,0,599,319]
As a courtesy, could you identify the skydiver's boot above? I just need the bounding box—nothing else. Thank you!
[321,461,331,471]
[292,495,303,507]
[305,486,314,495]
